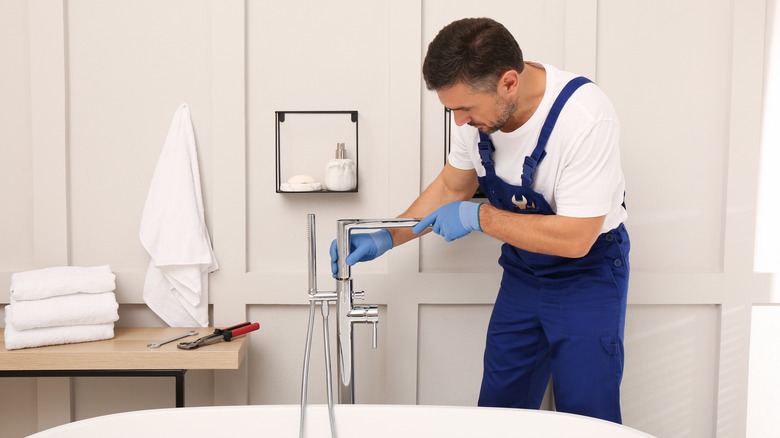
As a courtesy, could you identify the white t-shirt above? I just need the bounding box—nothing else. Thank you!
[448,63,627,233]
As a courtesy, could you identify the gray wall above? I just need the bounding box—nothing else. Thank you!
[0,1,775,437]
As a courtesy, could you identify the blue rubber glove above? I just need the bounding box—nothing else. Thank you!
[330,229,394,276]
[412,201,483,242]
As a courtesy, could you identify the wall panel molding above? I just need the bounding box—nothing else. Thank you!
[717,0,768,435]
[386,0,424,405]
[29,0,69,268]
[209,0,249,406]
[563,0,597,79]
[28,0,72,431]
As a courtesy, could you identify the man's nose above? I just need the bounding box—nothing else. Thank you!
[452,110,470,126]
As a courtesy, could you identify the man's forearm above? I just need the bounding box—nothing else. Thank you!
[479,204,605,258]
[389,166,479,247]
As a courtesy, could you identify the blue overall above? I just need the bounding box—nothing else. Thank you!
[475,77,630,424]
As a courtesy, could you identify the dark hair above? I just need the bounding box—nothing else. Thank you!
[422,18,524,93]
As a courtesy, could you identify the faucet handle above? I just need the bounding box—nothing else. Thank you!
[348,305,379,349]
[352,290,365,301]
[371,321,378,349]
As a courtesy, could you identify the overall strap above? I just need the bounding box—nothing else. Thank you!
[478,131,496,174]
[522,76,592,188]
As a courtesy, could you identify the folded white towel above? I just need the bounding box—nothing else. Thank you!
[139,104,218,327]
[3,306,115,350]
[10,265,116,301]
[8,292,119,330]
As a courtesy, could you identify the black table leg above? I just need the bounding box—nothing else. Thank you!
[175,371,185,407]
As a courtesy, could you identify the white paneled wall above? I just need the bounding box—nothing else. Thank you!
[0,1,776,437]
[623,305,720,437]
[417,305,493,405]
[0,0,33,274]
[599,0,733,274]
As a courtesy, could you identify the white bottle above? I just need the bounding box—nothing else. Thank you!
[324,143,357,191]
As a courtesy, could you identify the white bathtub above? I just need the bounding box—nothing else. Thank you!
[29,404,656,438]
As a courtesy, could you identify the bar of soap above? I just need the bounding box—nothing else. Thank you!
[281,174,322,192]
[288,174,317,184]
[280,182,323,192]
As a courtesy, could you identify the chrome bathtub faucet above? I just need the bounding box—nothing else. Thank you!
[334,217,422,404]
[300,214,422,437]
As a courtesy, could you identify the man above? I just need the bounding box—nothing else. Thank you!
[331,17,630,423]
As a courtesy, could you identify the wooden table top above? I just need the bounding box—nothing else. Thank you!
[0,327,250,371]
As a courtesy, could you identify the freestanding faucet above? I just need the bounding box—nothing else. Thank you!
[334,217,421,403]
[300,215,422,437]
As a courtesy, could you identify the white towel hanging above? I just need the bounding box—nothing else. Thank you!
[139,103,218,327]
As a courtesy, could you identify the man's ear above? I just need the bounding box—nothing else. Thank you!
[498,70,520,96]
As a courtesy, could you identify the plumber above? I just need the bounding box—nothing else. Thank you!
[330,17,630,424]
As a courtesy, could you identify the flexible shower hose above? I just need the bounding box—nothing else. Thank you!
[300,300,338,438]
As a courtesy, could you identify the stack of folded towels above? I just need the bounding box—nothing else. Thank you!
[3,265,119,350]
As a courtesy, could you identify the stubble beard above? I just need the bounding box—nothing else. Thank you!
[476,96,517,134]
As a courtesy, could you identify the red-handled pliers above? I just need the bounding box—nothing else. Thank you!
[177,322,260,350]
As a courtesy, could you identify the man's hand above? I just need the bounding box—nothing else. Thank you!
[330,229,394,276]
[413,201,483,242]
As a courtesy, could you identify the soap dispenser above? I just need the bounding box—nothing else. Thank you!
[324,143,357,191]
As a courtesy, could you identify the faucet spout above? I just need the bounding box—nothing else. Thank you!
[335,218,421,279]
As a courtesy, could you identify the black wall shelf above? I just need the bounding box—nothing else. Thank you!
[275,110,359,193]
